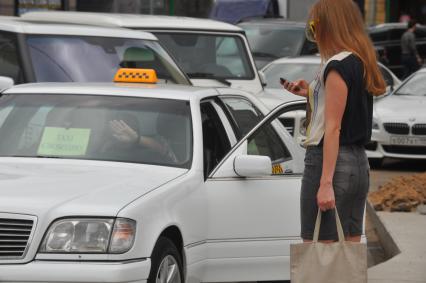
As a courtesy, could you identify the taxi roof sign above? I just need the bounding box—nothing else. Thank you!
[114,68,158,84]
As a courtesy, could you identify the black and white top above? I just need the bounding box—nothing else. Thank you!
[304,51,373,146]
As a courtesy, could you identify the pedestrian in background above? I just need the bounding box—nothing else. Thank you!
[401,20,422,79]
[281,0,386,243]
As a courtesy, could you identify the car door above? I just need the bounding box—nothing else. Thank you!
[202,100,305,282]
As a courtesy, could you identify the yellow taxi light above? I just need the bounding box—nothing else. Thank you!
[114,68,158,84]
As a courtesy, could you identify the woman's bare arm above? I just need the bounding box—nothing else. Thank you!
[317,70,348,211]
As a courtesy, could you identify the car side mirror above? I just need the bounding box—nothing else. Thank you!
[258,71,267,88]
[233,155,272,177]
[0,76,14,91]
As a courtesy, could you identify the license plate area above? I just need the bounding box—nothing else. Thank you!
[390,136,426,146]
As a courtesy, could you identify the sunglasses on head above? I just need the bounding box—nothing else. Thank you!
[306,20,317,43]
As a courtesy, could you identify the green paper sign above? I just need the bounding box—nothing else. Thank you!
[38,127,91,156]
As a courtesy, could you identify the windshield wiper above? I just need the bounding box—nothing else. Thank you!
[252,51,279,59]
[187,72,232,86]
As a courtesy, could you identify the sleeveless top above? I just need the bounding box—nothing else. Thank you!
[304,51,373,147]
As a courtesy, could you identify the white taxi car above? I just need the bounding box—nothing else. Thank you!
[0,69,305,283]
[368,68,426,165]
[0,17,190,87]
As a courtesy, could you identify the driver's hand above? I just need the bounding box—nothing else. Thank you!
[109,120,138,144]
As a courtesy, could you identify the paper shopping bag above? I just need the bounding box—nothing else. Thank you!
[290,209,367,283]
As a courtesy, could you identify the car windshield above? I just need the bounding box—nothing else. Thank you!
[153,32,254,80]
[241,24,305,59]
[263,62,320,88]
[26,35,190,85]
[394,72,426,96]
[0,94,192,168]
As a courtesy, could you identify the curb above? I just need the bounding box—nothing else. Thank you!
[366,201,401,260]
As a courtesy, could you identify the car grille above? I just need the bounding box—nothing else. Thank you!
[0,218,34,259]
[280,118,295,136]
[383,123,409,135]
[412,124,426,135]
[382,145,426,155]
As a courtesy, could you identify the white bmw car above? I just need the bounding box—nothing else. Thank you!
[0,72,307,283]
[368,68,426,164]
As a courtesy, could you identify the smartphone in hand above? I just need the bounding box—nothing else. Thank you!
[280,77,300,91]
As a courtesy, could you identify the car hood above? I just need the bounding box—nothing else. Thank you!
[258,88,306,110]
[374,94,426,120]
[0,158,187,217]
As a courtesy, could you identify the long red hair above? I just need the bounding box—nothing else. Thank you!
[309,0,386,96]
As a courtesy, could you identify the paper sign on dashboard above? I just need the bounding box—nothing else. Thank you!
[38,127,91,156]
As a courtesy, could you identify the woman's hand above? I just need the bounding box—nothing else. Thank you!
[281,79,309,97]
[317,182,336,211]
[109,120,138,144]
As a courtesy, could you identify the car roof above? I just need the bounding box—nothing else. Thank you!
[238,19,306,28]
[3,83,222,101]
[0,16,156,40]
[21,11,243,33]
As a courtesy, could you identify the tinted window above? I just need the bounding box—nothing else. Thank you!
[0,94,192,168]
[390,29,405,41]
[221,97,263,138]
[0,31,23,83]
[369,30,388,42]
[201,102,232,177]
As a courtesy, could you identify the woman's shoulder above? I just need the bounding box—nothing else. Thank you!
[325,51,362,67]
[322,52,363,86]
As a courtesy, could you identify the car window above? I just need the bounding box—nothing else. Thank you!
[369,30,388,42]
[26,35,189,85]
[263,62,320,88]
[0,31,24,83]
[220,97,264,139]
[242,25,305,58]
[201,101,232,178]
[0,94,193,168]
[389,29,405,41]
[395,72,426,97]
[415,28,426,39]
[154,33,254,80]
[247,118,292,175]
[378,65,393,86]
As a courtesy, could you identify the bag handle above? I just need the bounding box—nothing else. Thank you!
[313,208,345,243]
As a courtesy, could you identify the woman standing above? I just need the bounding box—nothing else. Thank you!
[282,0,386,242]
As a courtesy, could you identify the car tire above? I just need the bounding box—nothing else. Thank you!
[148,237,183,283]
[369,158,383,168]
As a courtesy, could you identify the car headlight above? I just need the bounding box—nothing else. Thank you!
[39,218,136,254]
[372,118,380,130]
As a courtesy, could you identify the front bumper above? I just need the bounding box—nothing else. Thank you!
[366,128,426,160]
[0,258,151,283]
